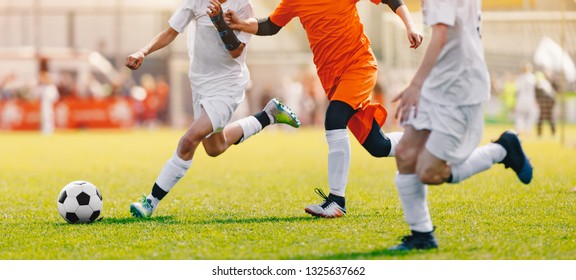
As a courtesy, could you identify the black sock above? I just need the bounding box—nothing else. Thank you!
[254,111,271,128]
[151,183,168,201]
[328,193,345,208]
[411,229,435,237]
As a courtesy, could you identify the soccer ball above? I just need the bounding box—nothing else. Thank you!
[57,180,103,223]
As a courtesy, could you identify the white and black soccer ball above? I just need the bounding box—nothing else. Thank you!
[57,180,103,224]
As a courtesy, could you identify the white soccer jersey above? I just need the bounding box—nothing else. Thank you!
[421,0,490,105]
[169,0,254,96]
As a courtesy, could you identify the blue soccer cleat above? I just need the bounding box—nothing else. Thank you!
[494,130,533,184]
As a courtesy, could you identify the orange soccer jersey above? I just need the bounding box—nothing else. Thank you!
[270,0,387,144]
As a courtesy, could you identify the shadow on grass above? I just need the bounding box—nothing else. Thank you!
[54,215,318,226]
[98,215,178,224]
[53,213,379,227]
[293,248,418,260]
[53,215,179,226]
[192,216,314,225]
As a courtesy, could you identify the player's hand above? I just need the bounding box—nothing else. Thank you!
[407,29,423,49]
[207,0,223,18]
[125,51,145,70]
[224,10,241,29]
[392,83,421,123]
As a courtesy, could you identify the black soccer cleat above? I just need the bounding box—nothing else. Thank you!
[493,130,533,184]
[388,230,439,251]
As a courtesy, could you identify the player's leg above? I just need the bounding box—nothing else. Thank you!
[304,100,355,218]
[132,94,238,217]
[390,99,478,251]
[305,65,380,218]
[537,110,544,137]
[389,125,438,251]
[226,97,300,146]
[202,96,300,156]
[447,131,533,185]
[544,100,556,136]
[130,109,213,218]
[361,119,403,157]
[448,105,532,184]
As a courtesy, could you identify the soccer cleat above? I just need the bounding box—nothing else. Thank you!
[264,97,301,128]
[130,194,154,218]
[388,231,439,251]
[493,130,533,184]
[304,188,346,218]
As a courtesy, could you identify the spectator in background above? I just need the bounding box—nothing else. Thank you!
[155,75,170,125]
[140,73,160,127]
[37,58,60,135]
[534,70,556,137]
[0,73,16,100]
[281,74,305,126]
[500,72,517,123]
[300,65,326,127]
[56,71,76,99]
[514,63,538,136]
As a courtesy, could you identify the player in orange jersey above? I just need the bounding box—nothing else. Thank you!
[227,0,422,218]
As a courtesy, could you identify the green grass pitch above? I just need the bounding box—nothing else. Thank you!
[1,125,575,260]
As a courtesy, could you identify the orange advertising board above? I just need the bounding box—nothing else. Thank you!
[0,97,136,130]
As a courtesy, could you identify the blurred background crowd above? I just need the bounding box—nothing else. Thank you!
[0,0,575,134]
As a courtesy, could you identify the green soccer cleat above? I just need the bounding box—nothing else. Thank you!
[130,194,154,218]
[264,97,301,128]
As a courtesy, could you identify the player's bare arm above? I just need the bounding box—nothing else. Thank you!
[394,5,423,49]
[207,0,245,58]
[380,0,422,49]
[125,27,179,70]
[225,10,282,36]
[393,23,448,122]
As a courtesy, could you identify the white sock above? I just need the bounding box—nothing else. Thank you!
[450,143,506,183]
[395,173,433,232]
[234,116,263,143]
[385,131,403,157]
[155,152,192,196]
[326,129,350,197]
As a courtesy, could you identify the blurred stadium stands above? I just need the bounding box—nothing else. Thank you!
[0,0,575,129]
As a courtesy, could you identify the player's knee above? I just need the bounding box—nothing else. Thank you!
[179,134,202,153]
[362,120,391,158]
[362,142,389,158]
[395,141,415,164]
[324,100,356,130]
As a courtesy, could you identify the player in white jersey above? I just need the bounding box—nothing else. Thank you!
[127,0,300,218]
[389,0,533,250]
